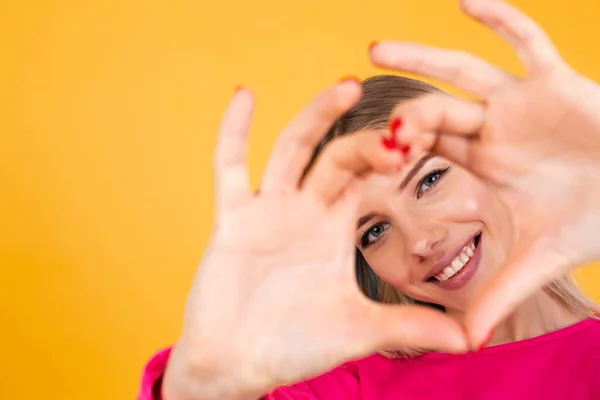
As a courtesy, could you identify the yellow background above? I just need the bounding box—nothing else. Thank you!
[2,0,600,398]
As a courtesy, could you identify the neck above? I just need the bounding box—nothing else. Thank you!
[482,291,586,346]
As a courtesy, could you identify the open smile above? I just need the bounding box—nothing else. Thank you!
[424,233,482,291]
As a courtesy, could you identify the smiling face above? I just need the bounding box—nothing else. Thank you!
[316,75,593,332]
[355,149,514,315]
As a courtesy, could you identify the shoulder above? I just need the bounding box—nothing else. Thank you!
[136,349,405,400]
[137,348,172,400]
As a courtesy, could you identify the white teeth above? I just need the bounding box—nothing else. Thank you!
[433,237,478,282]
[444,266,455,277]
[451,258,464,270]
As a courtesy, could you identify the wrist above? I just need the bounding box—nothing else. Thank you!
[162,339,265,400]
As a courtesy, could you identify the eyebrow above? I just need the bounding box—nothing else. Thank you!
[357,212,377,230]
[356,154,436,230]
[399,153,436,190]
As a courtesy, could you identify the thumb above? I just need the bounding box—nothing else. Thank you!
[464,235,573,349]
[388,93,485,169]
[363,303,469,355]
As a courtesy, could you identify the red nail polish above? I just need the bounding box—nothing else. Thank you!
[389,117,403,140]
[384,117,407,153]
[382,136,397,150]
[368,40,380,52]
[478,328,495,351]
[338,75,360,84]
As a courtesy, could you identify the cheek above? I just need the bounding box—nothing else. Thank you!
[438,171,494,221]
[361,245,412,290]
[442,171,513,254]
[455,176,508,226]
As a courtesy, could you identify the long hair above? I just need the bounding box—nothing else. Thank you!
[308,75,600,356]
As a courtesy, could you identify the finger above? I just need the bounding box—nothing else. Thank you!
[332,177,366,229]
[261,79,363,195]
[362,303,469,354]
[302,130,403,206]
[461,0,563,74]
[370,42,513,98]
[214,88,254,211]
[330,178,368,255]
[389,93,485,169]
[464,237,570,349]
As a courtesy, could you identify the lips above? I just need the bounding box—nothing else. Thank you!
[424,233,482,285]
[434,238,477,281]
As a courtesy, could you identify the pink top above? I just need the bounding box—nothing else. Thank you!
[138,318,600,399]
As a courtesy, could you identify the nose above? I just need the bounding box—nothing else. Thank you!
[407,223,448,261]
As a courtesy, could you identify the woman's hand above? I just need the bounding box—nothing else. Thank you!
[162,81,468,400]
[370,0,600,348]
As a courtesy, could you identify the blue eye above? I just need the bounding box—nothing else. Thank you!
[416,167,450,198]
[361,222,391,247]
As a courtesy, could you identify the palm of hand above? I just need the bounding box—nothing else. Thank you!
[371,0,600,345]
[471,71,600,333]
[172,85,466,399]
[474,70,600,235]
[189,196,357,380]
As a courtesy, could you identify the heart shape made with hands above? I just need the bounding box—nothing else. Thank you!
[369,0,600,347]
[168,3,600,398]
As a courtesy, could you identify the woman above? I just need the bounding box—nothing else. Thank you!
[139,1,600,399]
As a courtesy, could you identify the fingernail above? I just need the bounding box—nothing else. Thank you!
[382,136,397,150]
[368,41,380,53]
[338,75,360,84]
[234,85,244,93]
[389,117,403,140]
[389,117,410,156]
[400,145,411,156]
[386,117,410,155]
[477,328,495,351]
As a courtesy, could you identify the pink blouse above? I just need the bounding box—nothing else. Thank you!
[138,318,600,399]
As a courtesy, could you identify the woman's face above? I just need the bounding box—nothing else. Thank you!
[355,147,514,315]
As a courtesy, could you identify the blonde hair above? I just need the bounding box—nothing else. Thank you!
[309,75,600,357]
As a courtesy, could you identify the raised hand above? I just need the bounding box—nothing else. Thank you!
[162,81,468,400]
[369,0,600,348]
